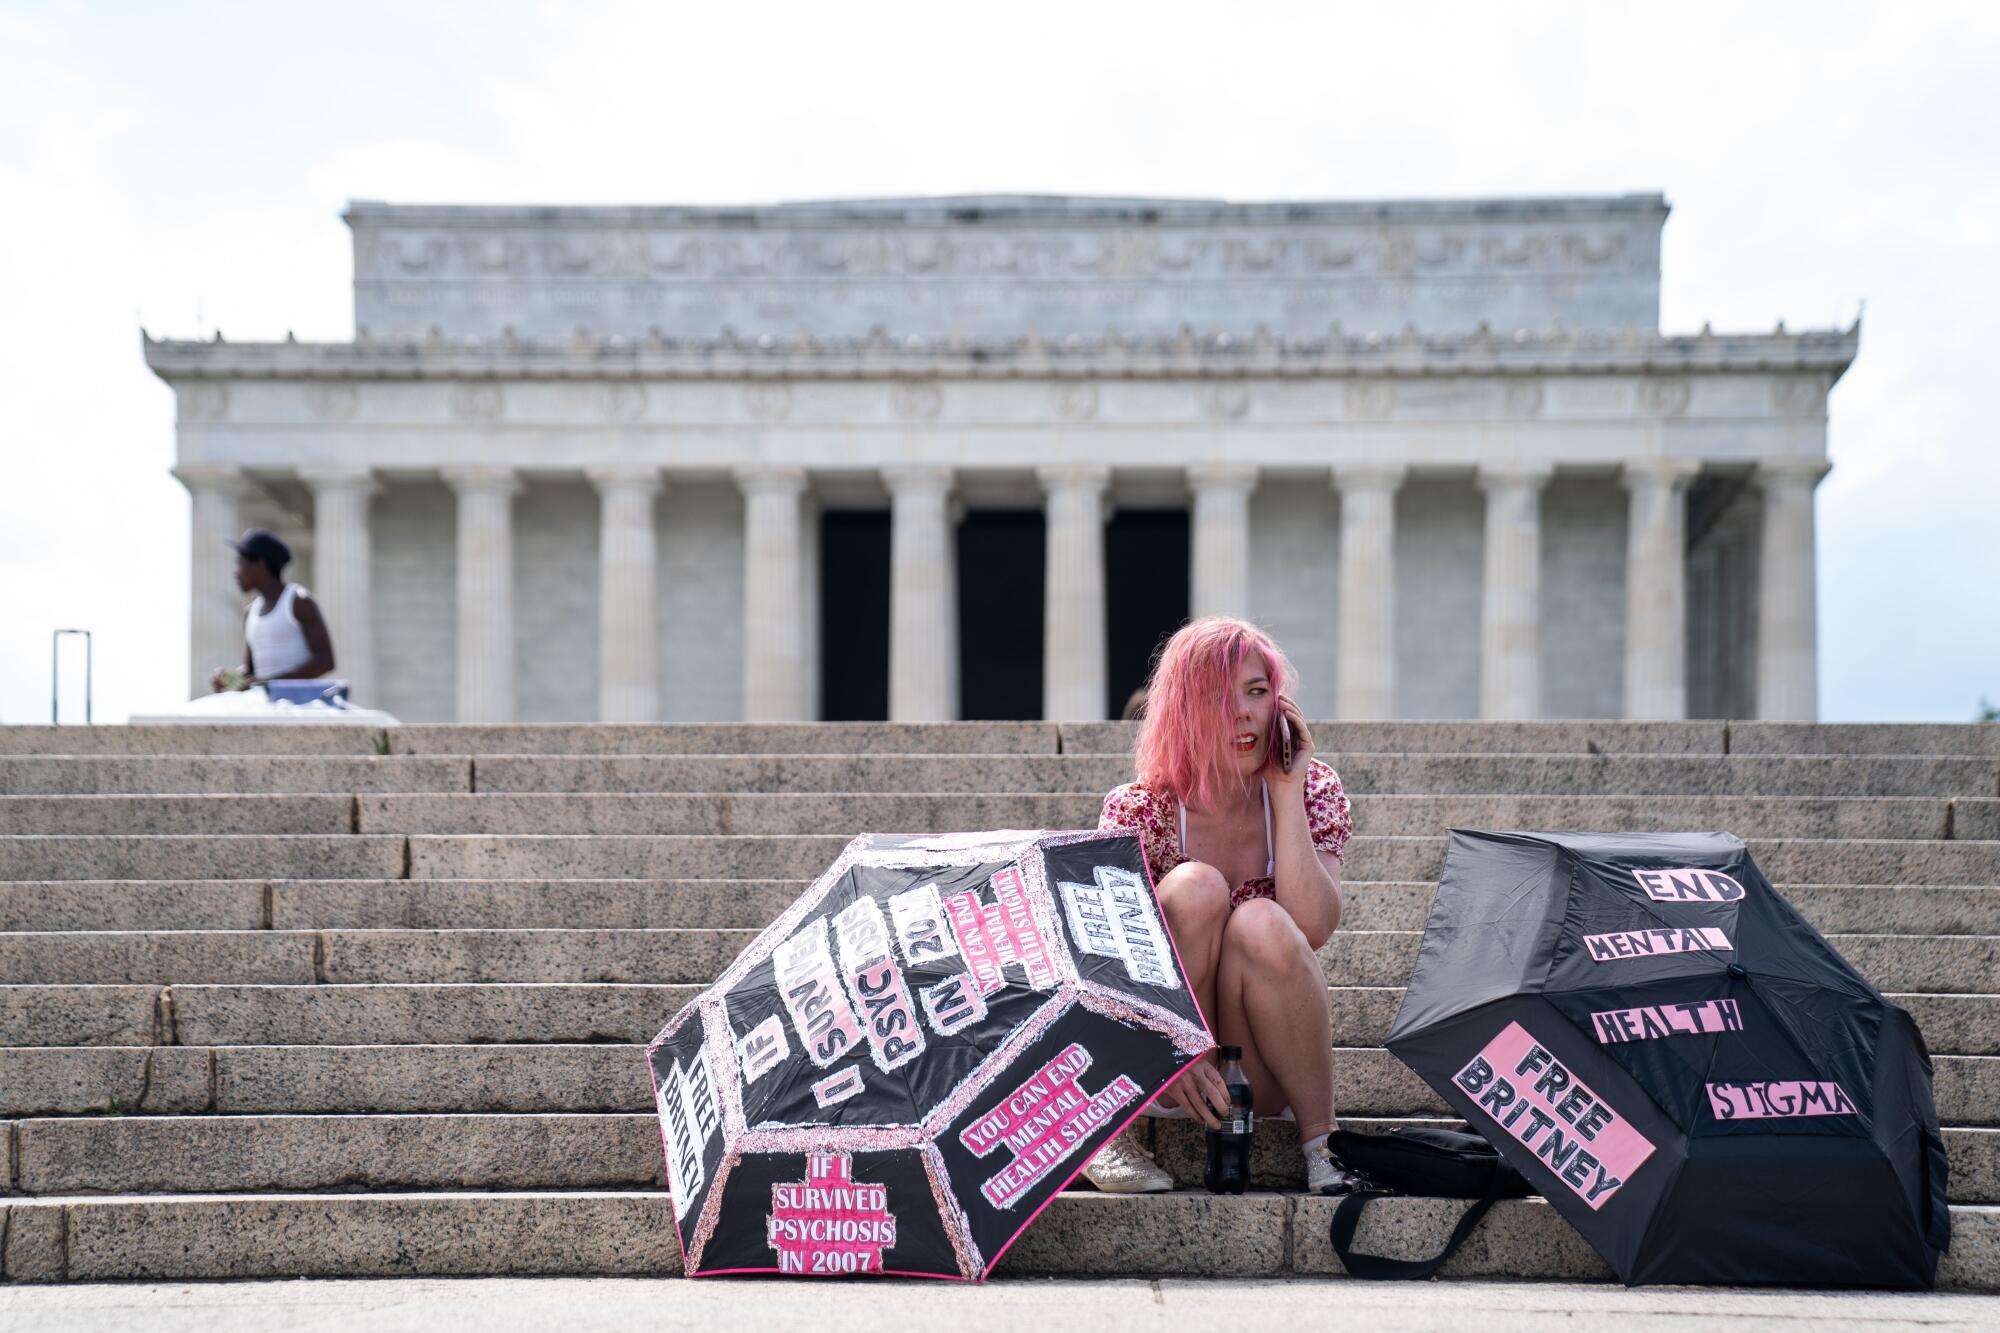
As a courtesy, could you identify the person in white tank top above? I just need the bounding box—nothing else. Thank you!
[208,528,338,691]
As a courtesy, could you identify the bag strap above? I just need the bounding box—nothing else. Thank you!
[1328,1177,1507,1281]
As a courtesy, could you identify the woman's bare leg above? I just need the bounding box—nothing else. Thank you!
[1214,897,1337,1141]
[1154,860,1231,1034]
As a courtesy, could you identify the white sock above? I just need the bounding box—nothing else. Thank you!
[1302,1132,1330,1159]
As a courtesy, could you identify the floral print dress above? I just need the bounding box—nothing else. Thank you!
[1097,758,1354,908]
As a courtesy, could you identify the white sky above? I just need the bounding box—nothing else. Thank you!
[2,0,1996,724]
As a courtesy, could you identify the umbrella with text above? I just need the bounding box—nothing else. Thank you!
[1386,829,1949,1288]
[648,827,1210,1279]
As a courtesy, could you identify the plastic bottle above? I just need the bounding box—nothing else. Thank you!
[1202,1046,1255,1194]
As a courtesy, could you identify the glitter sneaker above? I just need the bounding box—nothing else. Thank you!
[1080,1127,1174,1194]
[1305,1140,1368,1196]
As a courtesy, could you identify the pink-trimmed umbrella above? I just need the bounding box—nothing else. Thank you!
[647,827,1212,1279]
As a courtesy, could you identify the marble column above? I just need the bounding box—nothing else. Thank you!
[299,465,378,705]
[1333,465,1405,719]
[801,494,822,723]
[736,466,810,721]
[1621,459,1702,721]
[1756,457,1832,721]
[173,464,254,699]
[589,466,663,723]
[1038,465,1111,721]
[1477,462,1554,720]
[885,465,957,721]
[443,466,521,724]
[1189,463,1257,620]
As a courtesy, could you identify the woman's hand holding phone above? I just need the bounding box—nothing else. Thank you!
[1269,692,1311,786]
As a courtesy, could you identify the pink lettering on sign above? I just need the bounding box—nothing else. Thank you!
[959,1042,1141,1210]
[1707,1080,1856,1120]
[833,897,925,1073]
[1590,998,1743,1043]
[1632,867,1746,902]
[812,1066,865,1109]
[943,868,1058,997]
[773,916,865,1068]
[768,1152,898,1275]
[1583,926,1732,962]
[1454,1021,1655,1211]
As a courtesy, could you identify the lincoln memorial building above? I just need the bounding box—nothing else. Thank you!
[145,194,1854,725]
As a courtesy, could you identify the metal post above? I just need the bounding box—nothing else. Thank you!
[52,629,93,725]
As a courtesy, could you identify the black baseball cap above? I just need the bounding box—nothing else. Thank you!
[231,528,292,574]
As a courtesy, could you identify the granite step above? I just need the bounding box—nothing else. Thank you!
[469,752,2000,798]
[10,833,1998,884]
[8,1113,1996,1203]
[0,796,359,836]
[389,723,1060,756]
[9,981,1988,1054]
[0,756,472,796]
[1728,724,2000,758]
[1064,720,2000,758]
[4,1044,1992,1122]
[8,792,1982,840]
[397,834,2000,883]
[1,928,1990,993]
[1139,1116,2000,1201]
[0,727,388,757]
[0,836,406,882]
[347,793,1983,840]
[15,751,1992,799]
[0,1192,1996,1286]
[8,876,1991,936]
[7,721,1997,762]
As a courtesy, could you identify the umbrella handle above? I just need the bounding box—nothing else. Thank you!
[1328,1183,1508,1281]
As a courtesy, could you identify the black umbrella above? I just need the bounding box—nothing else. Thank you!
[648,827,1211,1279]
[1387,829,1949,1287]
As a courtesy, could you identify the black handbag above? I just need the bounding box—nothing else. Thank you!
[1326,1126,1533,1280]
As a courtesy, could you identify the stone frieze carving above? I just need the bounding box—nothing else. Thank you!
[308,384,360,421]
[890,382,944,420]
[1637,377,1692,417]
[352,225,1639,283]
[448,382,504,422]
[744,383,794,422]
[1345,381,1395,421]
[180,383,230,421]
[596,383,647,422]
[1054,383,1099,421]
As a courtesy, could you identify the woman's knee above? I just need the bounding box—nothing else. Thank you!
[1223,897,1315,973]
[1157,861,1231,938]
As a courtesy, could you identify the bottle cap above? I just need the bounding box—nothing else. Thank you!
[1218,1045,1242,1059]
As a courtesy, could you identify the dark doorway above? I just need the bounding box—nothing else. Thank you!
[819,511,890,721]
[957,510,1046,720]
[1105,509,1190,719]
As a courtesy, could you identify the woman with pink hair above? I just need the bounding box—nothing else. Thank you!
[1082,616,1365,1196]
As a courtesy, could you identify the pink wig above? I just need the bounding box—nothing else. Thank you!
[1133,617,1298,812]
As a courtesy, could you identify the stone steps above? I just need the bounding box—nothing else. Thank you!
[5,752,1996,797]
[0,1192,1994,1284]
[5,1043,1993,1122]
[10,791,1996,838]
[7,720,1999,759]
[395,835,2000,883]
[11,833,2000,883]
[1059,721,2000,758]
[7,1113,1996,1201]
[7,878,1996,935]
[3,719,1996,1290]
[474,753,2000,798]
[1,927,1991,992]
[8,981,1991,1053]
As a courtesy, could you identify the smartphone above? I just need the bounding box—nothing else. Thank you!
[1276,712,1294,773]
